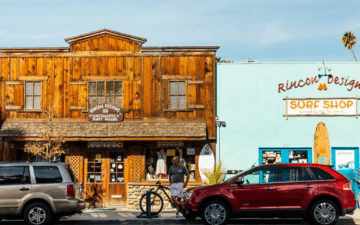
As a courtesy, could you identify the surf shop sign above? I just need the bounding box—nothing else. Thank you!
[89,104,124,122]
[284,97,358,117]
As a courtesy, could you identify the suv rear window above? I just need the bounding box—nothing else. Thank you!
[278,167,314,182]
[0,166,30,185]
[34,166,63,183]
[308,167,335,180]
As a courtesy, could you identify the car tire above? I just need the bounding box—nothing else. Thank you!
[23,202,52,225]
[201,200,229,225]
[308,199,339,225]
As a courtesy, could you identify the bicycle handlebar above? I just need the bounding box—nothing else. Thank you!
[156,180,161,185]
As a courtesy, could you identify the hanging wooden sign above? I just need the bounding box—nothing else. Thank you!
[88,104,124,122]
[284,97,358,117]
[157,141,184,148]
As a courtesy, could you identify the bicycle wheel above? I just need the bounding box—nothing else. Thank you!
[139,192,164,214]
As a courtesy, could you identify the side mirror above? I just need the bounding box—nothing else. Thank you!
[236,177,244,185]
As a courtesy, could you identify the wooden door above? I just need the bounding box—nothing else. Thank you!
[84,152,107,206]
[108,151,127,206]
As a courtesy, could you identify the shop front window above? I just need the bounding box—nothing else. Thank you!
[25,81,41,109]
[289,151,308,163]
[88,81,122,109]
[110,153,124,183]
[87,153,102,183]
[145,148,196,180]
[169,81,186,109]
[262,151,281,164]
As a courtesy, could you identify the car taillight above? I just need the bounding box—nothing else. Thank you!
[343,182,352,191]
[67,185,75,197]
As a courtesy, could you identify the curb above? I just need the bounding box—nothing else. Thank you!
[82,208,177,213]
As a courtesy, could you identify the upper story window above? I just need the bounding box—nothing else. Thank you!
[170,81,186,109]
[88,81,123,109]
[25,81,41,109]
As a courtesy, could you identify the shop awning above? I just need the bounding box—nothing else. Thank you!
[0,119,207,141]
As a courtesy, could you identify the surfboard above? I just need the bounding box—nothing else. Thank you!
[314,122,331,165]
[198,144,215,183]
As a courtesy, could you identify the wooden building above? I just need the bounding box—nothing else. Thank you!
[0,29,218,208]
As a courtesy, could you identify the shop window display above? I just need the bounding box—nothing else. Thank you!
[110,153,124,183]
[145,148,196,180]
[289,151,308,163]
[262,151,281,164]
[87,153,102,183]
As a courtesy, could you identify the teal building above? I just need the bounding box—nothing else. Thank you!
[216,62,360,171]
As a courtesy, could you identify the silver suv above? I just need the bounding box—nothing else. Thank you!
[0,161,84,225]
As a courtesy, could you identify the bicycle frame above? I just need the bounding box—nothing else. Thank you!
[152,184,177,208]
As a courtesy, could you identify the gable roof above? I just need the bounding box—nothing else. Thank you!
[64,28,147,45]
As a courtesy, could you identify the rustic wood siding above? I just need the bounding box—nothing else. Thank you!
[69,35,142,52]
[0,53,216,139]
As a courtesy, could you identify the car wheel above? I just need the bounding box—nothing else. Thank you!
[201,200,229,225]
[308,199,339,225]
[24,202,52,225]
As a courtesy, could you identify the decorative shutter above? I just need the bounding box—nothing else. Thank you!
[69,81,87,111]
[187,80,205,109]
[5,81,23,110]
[123,80,142,118]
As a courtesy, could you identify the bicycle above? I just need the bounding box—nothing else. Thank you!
[139,180,177,214]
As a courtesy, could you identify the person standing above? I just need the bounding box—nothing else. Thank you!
[168,156,190,218]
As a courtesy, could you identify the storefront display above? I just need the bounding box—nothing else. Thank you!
[289,151,308,163]
[145,148,196,180]
[87,153,102,183]
[110,153,124,183]
[262,151,281,164]
[259,148,313,165]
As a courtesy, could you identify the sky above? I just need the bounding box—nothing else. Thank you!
[1,0,360,62]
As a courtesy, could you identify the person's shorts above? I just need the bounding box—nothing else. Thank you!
[170,182,184,198]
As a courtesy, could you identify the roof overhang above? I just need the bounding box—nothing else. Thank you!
[0,119,207,141]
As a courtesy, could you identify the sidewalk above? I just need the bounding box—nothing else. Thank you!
[342,208,360,222]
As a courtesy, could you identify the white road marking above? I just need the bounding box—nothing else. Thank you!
[118,212,136,218]
[90,213,98,218]
[90,213,106,218]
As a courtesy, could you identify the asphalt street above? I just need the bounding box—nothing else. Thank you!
[0,211,359,225]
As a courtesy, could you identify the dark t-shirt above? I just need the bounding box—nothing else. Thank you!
[168,165,189,183]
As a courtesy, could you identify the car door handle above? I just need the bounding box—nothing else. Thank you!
[305,185,314,188]
[265,186,275,189]
[20,187,30,191]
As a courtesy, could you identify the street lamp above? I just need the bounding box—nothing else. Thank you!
[215,119,226,167]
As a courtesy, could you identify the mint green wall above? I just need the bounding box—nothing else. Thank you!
[216,62,360,171]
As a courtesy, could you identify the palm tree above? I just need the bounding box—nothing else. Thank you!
[341,31,357,61]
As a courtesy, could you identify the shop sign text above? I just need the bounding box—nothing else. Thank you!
[156,141,184,148]
[88,141,124,148]
[278,75,360,93]
[88,104,124,122]
[284,98,358,116]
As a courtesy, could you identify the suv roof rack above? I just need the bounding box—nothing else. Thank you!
[0,160,34,164]
[0,161,60,164]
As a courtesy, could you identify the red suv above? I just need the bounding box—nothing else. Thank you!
[182,163,356,225]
